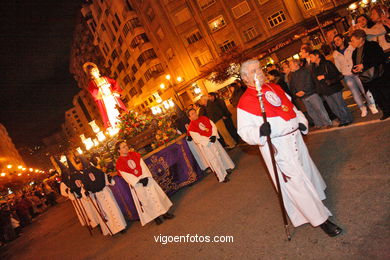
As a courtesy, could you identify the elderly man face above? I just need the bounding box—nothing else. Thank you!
[240,60,265,87]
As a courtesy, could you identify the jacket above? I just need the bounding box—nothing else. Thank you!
[312,60,344,96]
[333,45,355,76]
[289,67,316,98]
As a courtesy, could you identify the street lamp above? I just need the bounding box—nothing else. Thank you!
[160,83,165,89]
[7,164,12,169]
[163,74,185,108]
[1,173,6,177]
[18,165,23,169]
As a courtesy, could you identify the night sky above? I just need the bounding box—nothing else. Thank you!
[0,0,82,148]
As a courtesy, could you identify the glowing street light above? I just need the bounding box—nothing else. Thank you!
[18,165,23,169]
[7,165,12,169]
[1,173,6,177]
[29,168,33,172]
[160,83,165,89]
[17,173,22,176]
[35,169,39,173]
[177,76,183,83]
[22,168,26,171]
[165,74,171,80]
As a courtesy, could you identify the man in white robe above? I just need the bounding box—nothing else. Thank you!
[236,59,342,237]
[187,109,235,183]
[115,141,174,226]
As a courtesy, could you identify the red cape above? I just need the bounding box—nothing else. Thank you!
[116,152,143,177]
[237,83,296,121]
[88,76,128,128]
[188,116,213,137]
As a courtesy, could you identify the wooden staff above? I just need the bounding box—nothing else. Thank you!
[254,74,291,241]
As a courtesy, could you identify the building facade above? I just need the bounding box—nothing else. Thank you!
[79,0,353,111]
[0,124,25,171]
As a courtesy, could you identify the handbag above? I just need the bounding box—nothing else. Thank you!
[359,64,385,84]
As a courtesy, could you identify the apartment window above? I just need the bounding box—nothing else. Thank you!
[137,78,145,88]
[232,1,251,19]
[147,7,155,22]
[195,50,212,66]
[125,0,133,11]
[157,27,165,40]
[243,26,258,42]
[166,48,175,60]
[267,10,287,28]
[129,87,137,97]
[144,63,164,81]
[137,49,157,67]
[123,18,142,36]
[125,50,131,60]
[208,15,226,32]
[114,13,121,25]
[132,64,138,73]
[111,49,119,60]
[131,33,150,49]
[118,36,123,46]
[197,0,215,10]
[186,30,202,44]
[117,62,125,73]
[114,72,118,79]
[173,8,191,26]
[124,75,131,85]
[111,20,118,32]
[148,97,153,103]
[302,0,315,10]
[220,40,236,53]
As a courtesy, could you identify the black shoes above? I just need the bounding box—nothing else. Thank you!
[223,176,230,183]
[338,122,351,127]
[380,113,390,121]
[320,219,342,237]
[226,169,233,175]
[155,217,163,225]
[163,212,175,220]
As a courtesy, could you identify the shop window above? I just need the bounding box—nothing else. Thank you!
[232,1,251,19]
[267,10,286,28]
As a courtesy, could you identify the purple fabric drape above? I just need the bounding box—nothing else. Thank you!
[110,136,203,222]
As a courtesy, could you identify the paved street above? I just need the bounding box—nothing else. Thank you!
[1,119,389,260]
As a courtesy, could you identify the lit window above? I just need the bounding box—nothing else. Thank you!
[186,30,203,44]
[220,40,236,53]
[232,1,251,19]
[173,8,191,25]
[302,0,315,10]
[208,15,226,32]
[243,26,258,42]
[197,0,216,10]
[267,10,287,28]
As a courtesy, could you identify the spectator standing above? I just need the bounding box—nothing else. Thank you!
[333,34,378,117]
[310,50,354,127]
[289,59,332,129]
[206,93,237,148]
[351,29,390,120]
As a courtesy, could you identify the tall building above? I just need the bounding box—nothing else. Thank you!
[0,124,25,170]
[80,0,353,110]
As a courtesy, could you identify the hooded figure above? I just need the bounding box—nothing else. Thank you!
[77,155,127,236]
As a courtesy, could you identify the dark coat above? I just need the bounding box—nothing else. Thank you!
[289,67,316,98]
[206,98,231,122]
[352,40,386,69]
[311,60,344,96]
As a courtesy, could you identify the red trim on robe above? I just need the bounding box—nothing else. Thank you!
[188,116,213,137]
[116,152,143,177]
[237,83,296,121]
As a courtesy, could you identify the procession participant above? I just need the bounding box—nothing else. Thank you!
[187,109,235,183]
[56,157,99,229]
[77,156,127,236]
[115,141,174,226]
[236,59,342,237]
